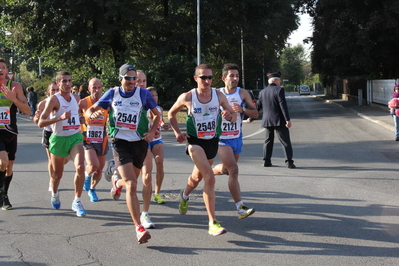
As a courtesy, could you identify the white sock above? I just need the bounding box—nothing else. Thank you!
[182,190,189,200]
[52,191,59,197]
[74,197,81,202]
[141,211,148,216]
[236,201,244,210]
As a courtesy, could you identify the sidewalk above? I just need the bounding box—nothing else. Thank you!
[313,94,394,132]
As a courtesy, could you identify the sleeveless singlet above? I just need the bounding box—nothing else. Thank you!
[82,96,109,143]
[186,88,221,140]
[52,93,81,136]
[108,87,149,141]
[0,80,18,134]
[149,106,163,142]
[219,87,243,139]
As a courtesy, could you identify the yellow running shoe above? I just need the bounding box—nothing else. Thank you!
[178,189,189,215]
[153,194,165,204]
[208,220,227,236]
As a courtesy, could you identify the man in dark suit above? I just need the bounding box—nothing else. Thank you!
[257,72,295,168]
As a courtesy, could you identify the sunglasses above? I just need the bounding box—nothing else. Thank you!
[120,75,137,81]
[197,76,213,80]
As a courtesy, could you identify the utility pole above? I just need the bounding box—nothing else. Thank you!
[262,59,265,89]
[241,28,245,89]
[38,57,42,80]
[197,0,201,65]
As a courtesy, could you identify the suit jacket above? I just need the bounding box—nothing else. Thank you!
[256,84,290,127]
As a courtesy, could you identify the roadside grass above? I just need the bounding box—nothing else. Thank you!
[162,110,187,124]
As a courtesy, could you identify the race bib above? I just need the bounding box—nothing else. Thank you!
[0,107,10,127]
[62,111,80,131]
[221,121,239,137]
[115,107,139,130]
[86,125,103,143]
[196,115,216,139]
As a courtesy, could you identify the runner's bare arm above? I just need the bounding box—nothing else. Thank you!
[218,91,237,122]
[143,107,161,142]
[0,82,30,115]
[78,98,88,125]
[38,96,69,128]
[85,104,104,120]
[33,100,46,124]
[240,89,259,119]
[168,92,190,143]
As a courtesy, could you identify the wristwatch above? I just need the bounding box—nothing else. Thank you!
[242,106,247,113]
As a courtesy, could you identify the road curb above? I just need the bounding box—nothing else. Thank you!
[324,99,394,132]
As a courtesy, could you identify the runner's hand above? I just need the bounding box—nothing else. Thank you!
[0,84,17,102]
[60,110,71,120]
[176,133,188,143]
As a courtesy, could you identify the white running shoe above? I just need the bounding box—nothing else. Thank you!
[237,205,255,219]
[136,225,151,244]
[104,159,116,182]
[140,213,155,229]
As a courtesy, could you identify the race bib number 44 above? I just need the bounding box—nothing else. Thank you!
[62,112,80,131]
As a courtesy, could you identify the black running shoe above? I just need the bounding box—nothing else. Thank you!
[2,195,12,210]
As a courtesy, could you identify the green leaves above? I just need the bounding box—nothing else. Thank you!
[312,0,399,79]
[2,0,302,105]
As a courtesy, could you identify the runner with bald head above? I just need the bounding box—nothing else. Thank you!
[79,78,109,202]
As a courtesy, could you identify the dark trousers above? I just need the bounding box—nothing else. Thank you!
[29,102,37,116]
[263,126,293,162]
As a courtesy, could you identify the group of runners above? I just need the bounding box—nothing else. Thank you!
[1,60,259,244]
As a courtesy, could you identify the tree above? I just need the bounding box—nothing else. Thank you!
[281,44,306,86]
[311,0,399,80]
[0,0,302,107]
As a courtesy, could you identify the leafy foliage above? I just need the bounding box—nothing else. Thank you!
[1,0,300,108]
[312,0,399,79]
[281,44,306,85]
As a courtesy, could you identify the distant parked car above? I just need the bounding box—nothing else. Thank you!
[244,89,262,120]
[299,85,311,95]
[251,89,262,100]
[247,90,256,104]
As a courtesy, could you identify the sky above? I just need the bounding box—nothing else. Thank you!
[287,13,313,52]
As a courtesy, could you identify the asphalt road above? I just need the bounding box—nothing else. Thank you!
[1,93,399,265]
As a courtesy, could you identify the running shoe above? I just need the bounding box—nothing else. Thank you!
[140,213,155,229]
[83,174,91,191]
[104,159,116,182]
[88,188,99,202]
[110,174,122,200]
[237,204,255,219]
[2,195,12,210]
[178,188,189,215]
[51,194,61,210]
[153,194,165,204]
[71,200,87,217]
[136,225,151,244]
[208,220,227,236]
